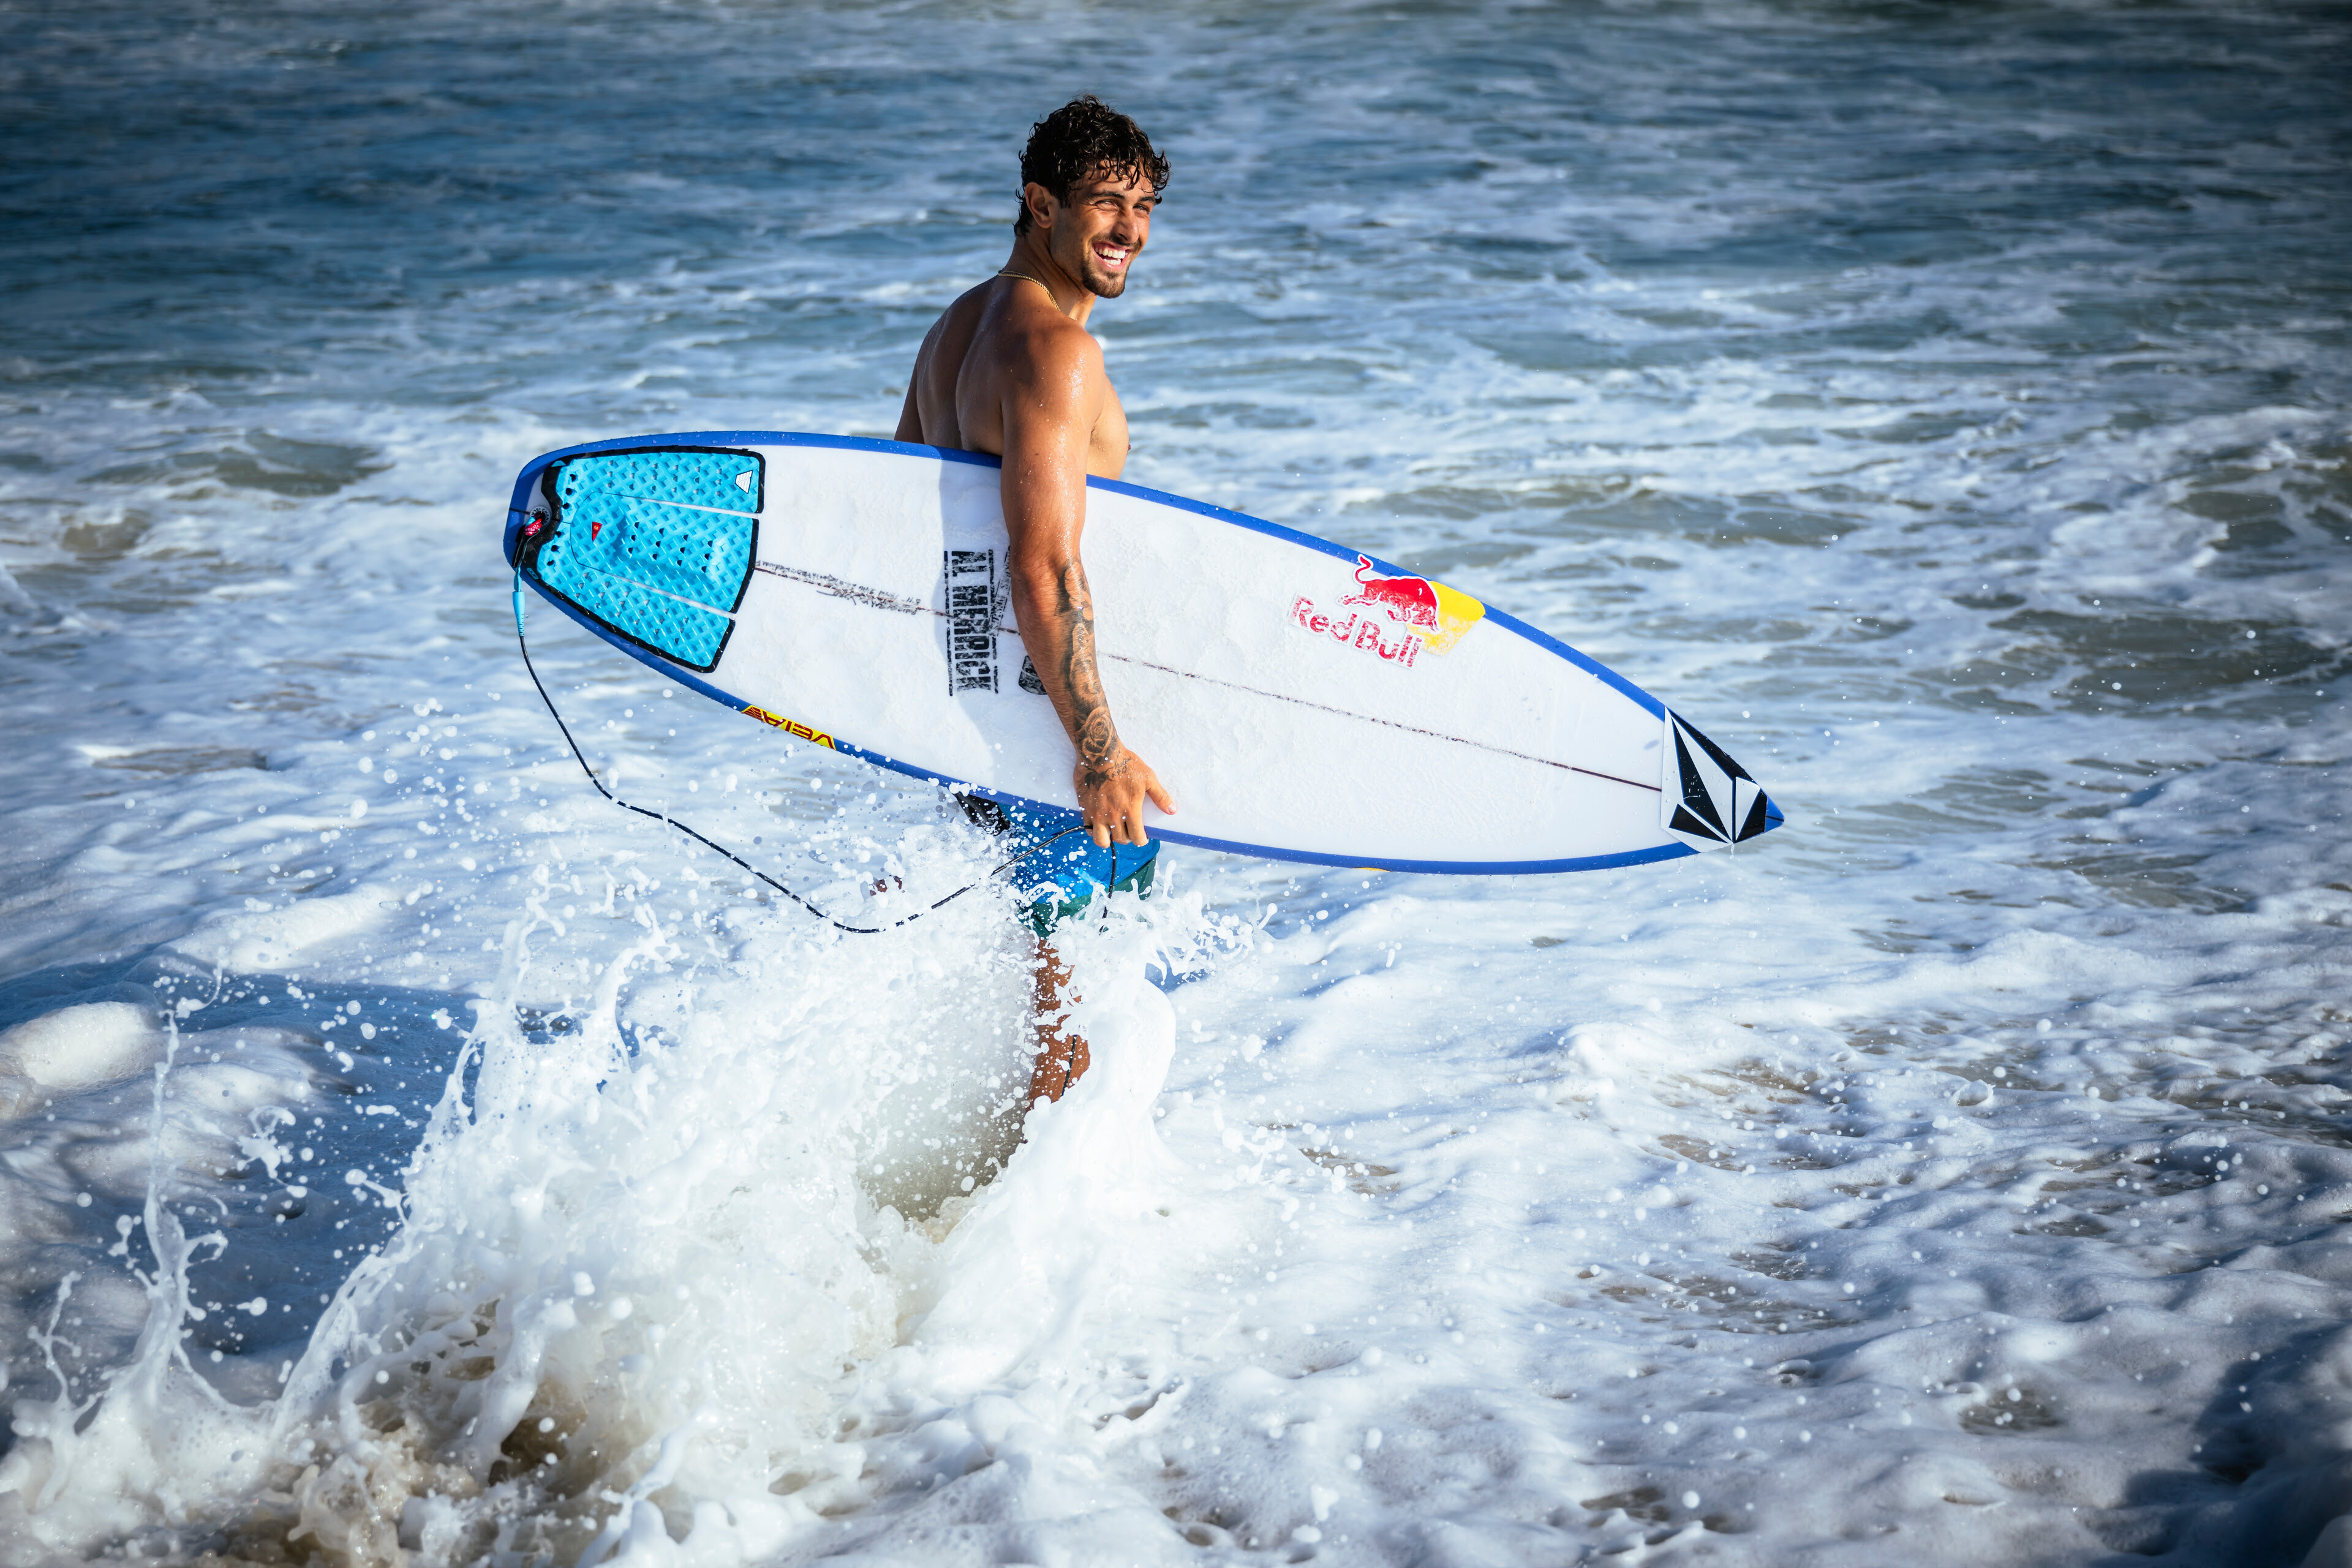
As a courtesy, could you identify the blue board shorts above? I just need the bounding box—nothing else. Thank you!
[957,794,1158,939]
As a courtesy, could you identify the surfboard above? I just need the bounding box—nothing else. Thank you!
[500,432,1782,875]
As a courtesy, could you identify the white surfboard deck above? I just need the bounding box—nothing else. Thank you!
[500,432,1781,873]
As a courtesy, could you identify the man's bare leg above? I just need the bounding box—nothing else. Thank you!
[1029,937,1089,1102]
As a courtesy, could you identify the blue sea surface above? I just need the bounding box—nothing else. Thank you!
[2,3,2350,1564]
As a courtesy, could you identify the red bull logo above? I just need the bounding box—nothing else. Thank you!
[1312,555,1485,657]
[1344,555,1442,631]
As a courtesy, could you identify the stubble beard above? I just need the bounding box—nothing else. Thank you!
[1060,231,1133,299]
[1083,254,1130,298]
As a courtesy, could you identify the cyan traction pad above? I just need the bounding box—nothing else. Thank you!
[535,449,761,671]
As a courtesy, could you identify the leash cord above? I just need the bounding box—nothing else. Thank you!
[513,573,1087,935]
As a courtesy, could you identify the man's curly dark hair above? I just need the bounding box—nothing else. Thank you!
[1016,96,1170,235]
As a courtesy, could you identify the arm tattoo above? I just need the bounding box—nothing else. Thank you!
[1055,561,1122,785]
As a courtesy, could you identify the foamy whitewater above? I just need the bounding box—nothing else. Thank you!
[2,2,2349,1563]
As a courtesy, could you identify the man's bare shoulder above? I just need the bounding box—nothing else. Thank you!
[988,290,1105,390]
[919,284,1099,384]
[914,280,993,364]
[920,281,1109,451]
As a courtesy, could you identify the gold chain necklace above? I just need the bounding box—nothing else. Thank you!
[995,270,1062,307]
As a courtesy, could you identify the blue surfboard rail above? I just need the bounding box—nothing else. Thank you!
[505,431,1778,875]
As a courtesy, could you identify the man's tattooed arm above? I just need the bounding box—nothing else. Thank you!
[989,322,1174,846]
[1009,549,1168,844]
[1056,562,1125,788]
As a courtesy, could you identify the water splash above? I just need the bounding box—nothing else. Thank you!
[0,870,1207,1566]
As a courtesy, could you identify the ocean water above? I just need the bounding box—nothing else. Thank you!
[2,1,2350,1563]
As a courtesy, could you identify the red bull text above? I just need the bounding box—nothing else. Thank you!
[1291,596,1422,666]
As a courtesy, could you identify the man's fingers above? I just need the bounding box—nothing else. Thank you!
[1076,750,1170,850]
[1096,796,1148,846]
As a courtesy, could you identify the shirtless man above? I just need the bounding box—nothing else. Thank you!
[895,97,1177,1103]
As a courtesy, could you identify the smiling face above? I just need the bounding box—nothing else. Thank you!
[1028,168,1157,298]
